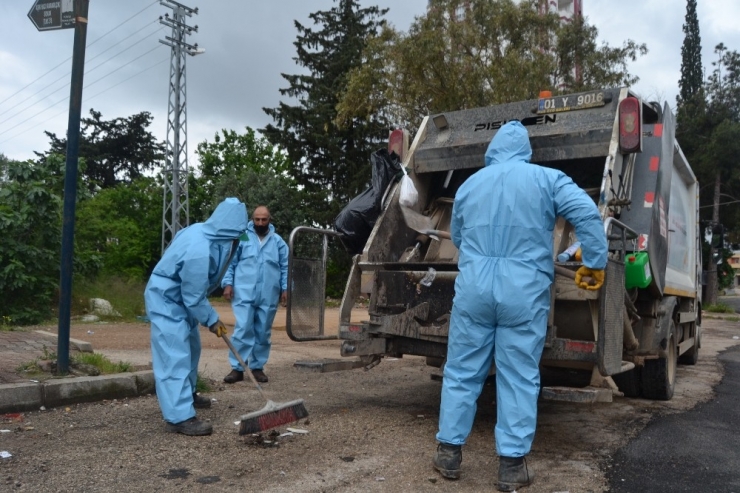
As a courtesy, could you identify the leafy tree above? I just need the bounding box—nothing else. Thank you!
[191,127,290,222]
[261,0,389,226]
[0,157,64,324]
[336,0,646,132]
[685,44,740,305]
[74,177,163,280]
[209,168,309,238]
[38,109,165,190]
[0,153,8,182]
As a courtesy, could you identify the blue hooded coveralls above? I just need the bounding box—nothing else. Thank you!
[436,121,608,457]
[145,198,247,424]
[221,222,288,372]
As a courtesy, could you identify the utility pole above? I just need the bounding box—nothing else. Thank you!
[159,0,202,252]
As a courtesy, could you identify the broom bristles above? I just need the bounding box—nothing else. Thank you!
[239,399,308,435]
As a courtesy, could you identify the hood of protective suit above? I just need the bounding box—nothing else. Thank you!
[203,197,248,241]
[484,121,532,167]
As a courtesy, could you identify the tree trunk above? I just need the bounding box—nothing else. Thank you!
[706,172,721,306]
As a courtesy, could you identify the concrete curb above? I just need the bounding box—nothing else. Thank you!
[33,330,94,353]
[0,370,154,413]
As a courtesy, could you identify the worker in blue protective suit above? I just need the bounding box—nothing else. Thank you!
[433,121,608,491]
[145,197,247,436]
[221,205,288,384]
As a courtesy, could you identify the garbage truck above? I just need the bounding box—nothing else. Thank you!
[286,87,702,402]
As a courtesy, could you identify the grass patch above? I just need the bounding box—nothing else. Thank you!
[705,303,736,314]
[72,352,132,374]
[195,372,211,393]
[72,276,147,321]
[16,349,132,379]
[724,316,740,322]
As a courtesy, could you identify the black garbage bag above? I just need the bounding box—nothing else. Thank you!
[334,149,402,254]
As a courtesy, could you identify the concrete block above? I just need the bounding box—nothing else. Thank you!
[34,330,93,353]
[293,358,367,372]
[131,371,155,395]
[0,383,43,413]
[43,374,137,408]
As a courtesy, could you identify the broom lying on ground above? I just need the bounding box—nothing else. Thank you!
[219,333,309,435]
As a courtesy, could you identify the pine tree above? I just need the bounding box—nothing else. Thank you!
[678,0,703,105]
[261,1,388,226]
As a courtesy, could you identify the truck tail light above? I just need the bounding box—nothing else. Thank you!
[619,96,641,154]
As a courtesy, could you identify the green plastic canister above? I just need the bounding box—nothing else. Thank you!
[625,252,652,289]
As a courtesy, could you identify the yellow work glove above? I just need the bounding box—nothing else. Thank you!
[575,266,605,291]
[209,319,228,337]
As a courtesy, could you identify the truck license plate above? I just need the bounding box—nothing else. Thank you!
[537,91,607,114]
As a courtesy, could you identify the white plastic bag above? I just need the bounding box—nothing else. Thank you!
[399,167,418,207]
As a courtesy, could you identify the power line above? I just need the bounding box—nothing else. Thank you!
[86,44,164,89]
[0,45,165,140]
[0,56,169,148]
[0,0,158,109]
[86,20,159,66]
[87,0,159,48]
[0,27,164,127]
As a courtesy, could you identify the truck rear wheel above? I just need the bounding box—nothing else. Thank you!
[641,320,677,400]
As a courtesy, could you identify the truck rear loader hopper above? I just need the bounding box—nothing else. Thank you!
[287,87,702,403]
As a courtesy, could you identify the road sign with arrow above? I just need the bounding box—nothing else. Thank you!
[28,0,75,31]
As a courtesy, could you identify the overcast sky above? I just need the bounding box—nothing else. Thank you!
[1,0,739,165]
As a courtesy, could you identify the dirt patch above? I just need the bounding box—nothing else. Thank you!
[1,311,738,492]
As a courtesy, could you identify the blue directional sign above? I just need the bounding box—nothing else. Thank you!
[28,0,76,31]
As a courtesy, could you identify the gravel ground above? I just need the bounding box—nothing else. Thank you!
[1,306,739,492]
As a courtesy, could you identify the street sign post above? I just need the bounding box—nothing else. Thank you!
[28,0,76,31]
[28,0,90,374]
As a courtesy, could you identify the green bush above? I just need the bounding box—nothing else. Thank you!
[0,157,64,325]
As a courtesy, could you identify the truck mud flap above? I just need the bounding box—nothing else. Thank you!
[598,259,625,375]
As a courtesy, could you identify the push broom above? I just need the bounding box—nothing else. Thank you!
[220,333,308,435]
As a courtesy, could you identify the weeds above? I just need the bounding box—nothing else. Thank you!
[16,350,132,378]
[72,352,132,374]
[195,372,211,393]
[704,303,736,314]
[0,315,15,332]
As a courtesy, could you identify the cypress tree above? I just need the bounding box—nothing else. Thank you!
[261,1,388,226]
[678,0,703,105]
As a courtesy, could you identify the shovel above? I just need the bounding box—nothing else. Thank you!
[400,205,451,240]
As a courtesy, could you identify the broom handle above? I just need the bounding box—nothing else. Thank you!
[554,265,595,286]
[220,332,270,402]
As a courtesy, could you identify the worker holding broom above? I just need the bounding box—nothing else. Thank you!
[432,121,608,491]
[221,205,288,384]
[145,197,247,436]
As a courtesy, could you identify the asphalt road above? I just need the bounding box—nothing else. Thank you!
[607,342,740,492]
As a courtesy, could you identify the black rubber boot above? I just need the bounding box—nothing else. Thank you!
[165,417,213,436]
[192,392,211,409]
[223,369,243,384]
[432,443,462,479]
[497,456,534,491]
[251,369,268,383]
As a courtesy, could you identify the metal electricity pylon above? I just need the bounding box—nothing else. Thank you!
[159,0,202,252]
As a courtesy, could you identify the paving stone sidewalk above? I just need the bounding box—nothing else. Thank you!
[0,330,71,384]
